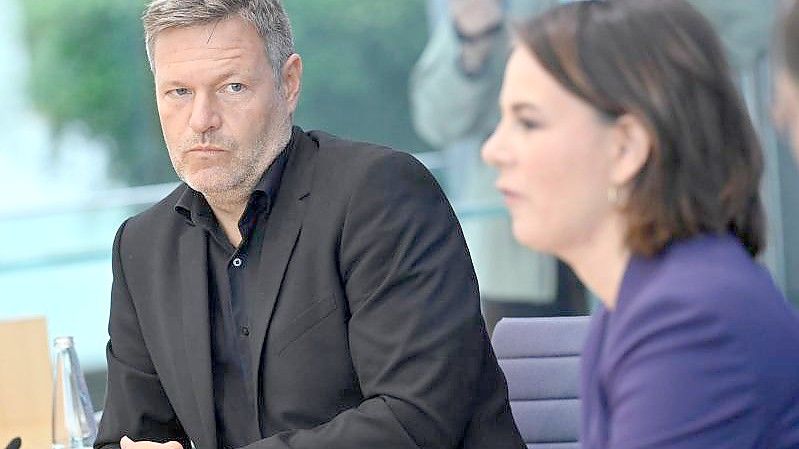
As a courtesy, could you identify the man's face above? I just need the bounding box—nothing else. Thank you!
[151,15,300,198]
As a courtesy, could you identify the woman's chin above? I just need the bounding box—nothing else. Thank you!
[511,221,553,254]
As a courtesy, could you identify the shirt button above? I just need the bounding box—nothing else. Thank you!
[232,257,243,267]
[241,326,250,336]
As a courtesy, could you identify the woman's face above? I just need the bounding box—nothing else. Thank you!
[482,47,621,258]
[775,69,799,163]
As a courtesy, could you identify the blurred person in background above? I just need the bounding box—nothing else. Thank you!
[411,0,584,332]
[775,0,799,159]
[411,0,784,327]
[95,0,523,448]
[482,0,799,447]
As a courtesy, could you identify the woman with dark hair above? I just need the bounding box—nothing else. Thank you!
[776,0,799,160]
[482,0,799,447]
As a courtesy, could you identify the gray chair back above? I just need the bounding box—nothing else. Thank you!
[492,316,591,449]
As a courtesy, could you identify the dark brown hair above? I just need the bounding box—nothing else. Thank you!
[780,0,799,80]
[516,0,765,257]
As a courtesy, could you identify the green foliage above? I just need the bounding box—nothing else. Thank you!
[21,0,431,186]
[21,0,172,185]
[286,1,431,153]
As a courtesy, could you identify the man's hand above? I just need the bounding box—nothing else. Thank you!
[120,436,184,449]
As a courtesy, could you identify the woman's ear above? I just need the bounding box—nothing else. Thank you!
[610,113,651,186]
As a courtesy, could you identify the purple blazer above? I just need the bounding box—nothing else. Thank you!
[581,234,799,448]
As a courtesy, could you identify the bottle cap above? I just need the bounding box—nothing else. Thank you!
[54,336,74,349]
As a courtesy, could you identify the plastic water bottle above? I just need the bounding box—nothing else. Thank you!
[52,336,98,449]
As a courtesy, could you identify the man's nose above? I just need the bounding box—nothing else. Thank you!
[188,93,222,135]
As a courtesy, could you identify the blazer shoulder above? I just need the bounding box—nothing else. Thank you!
[116,183,188,246]
[309,130,427,172]
[612,235,798,365]
[307,130,439,193]
[126,183,186,223]
[605,235,799,434]
[634,235,773,312]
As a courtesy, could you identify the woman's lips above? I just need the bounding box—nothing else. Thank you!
[497,184,523,205]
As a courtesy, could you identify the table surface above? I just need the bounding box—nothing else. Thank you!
[1,425,49,449]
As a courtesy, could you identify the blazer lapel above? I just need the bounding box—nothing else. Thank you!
[248,131,316,399]
[178,226,217,449]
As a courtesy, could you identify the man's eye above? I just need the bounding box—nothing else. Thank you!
[227,83,245,93]
[171,88,190,96]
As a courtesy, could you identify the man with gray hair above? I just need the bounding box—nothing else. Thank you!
[96,1,523,448]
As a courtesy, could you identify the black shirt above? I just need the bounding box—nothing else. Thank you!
[174,132,294,448]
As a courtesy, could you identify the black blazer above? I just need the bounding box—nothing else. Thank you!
[96,129,523,449]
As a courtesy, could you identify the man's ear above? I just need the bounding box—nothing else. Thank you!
[610,113,651,187]
[281,53,303,114]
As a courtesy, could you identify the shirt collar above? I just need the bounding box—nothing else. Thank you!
[174,126,298,225]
